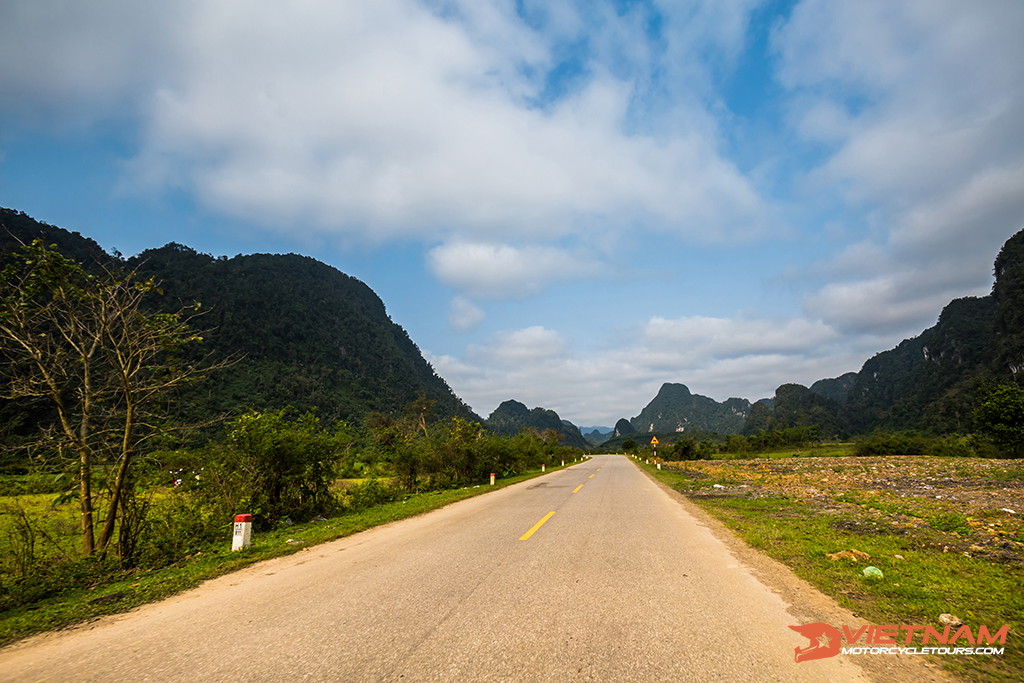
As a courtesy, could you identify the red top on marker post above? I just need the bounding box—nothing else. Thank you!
[234,514,253,523]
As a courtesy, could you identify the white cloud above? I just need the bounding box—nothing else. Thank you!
[775,0,1024,336]
[431,314,859,425]
[645,315,839,359]
[447,296,485,332]
[108,0,771,246]
[805,276,958,336]
[0,2,191,126]
[479,326,568,365]
[427,241,601,298]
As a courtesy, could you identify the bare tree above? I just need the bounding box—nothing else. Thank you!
[0,239,219,558]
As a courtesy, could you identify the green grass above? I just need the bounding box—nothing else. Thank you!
[0,463,576,647]
[641,459,1022,682]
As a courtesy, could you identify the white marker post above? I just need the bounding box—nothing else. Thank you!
[542,464,546,472]
[232,513,253,551]
[490,473,496,485]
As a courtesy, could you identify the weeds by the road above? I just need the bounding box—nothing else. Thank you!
[640,455,1023,682]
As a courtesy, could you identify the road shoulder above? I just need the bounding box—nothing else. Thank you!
[634,459,955,682]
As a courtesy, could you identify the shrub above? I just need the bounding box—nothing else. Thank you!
[343,479,399,512]
[974,383,1024,457]
[138,492,224,567]
[854,431,933,456]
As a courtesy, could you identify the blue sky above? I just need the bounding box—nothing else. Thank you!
[2,0,1023,427]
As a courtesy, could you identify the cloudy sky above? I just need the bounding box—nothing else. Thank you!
[2,0,1023,427]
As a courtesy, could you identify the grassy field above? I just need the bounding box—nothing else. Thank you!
[640,455,1023,682]
[0,463,578,647]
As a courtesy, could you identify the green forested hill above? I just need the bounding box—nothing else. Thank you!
[751,383,850,438]
[0,209,478,440]
[839,294,997,434]
[0,208,110,267]
[129,243,479,426]
[485,399,589,449]
[630,383,750,435]
[771,228,1024,435]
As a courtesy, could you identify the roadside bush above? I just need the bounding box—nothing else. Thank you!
[163,411,350,531]
[854,431,995,458]
[138,492,225,567]
[974,382,1024,457]
[217,410,349,529]
[854,431,933,456]
[342,479,399,512]
[672,439,713,461]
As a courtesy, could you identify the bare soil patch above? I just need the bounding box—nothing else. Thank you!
[666,456,1024,566]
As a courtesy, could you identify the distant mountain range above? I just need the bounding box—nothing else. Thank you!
[4,206,1022,447]
[484,400,589,449]
[629,383,751,435]
[579,426,613,446]
[609,228,1024,440]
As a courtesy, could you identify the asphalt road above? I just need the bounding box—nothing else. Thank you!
[0,455,942,681]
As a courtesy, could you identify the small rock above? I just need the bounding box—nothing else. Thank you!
[712,484,726,489]
[1001,508,1016,514]
[939,614,962,627]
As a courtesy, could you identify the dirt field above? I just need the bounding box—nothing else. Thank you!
[665,456,1024,565]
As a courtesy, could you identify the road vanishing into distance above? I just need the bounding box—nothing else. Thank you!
[1,455,946,682]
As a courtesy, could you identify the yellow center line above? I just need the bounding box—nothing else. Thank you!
[572,484,584,493]
[519,511,556,541]
[588,474,595,479]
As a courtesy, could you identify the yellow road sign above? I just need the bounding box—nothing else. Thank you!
[650,436,660,445]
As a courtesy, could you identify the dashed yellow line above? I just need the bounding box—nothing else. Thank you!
[572,484,584,494]
[588,474,595,479]
[519,511,556,541]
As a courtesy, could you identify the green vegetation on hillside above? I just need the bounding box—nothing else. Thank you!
[485,399,589,449]
[629,383,750,434]
[129,243,477,428]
